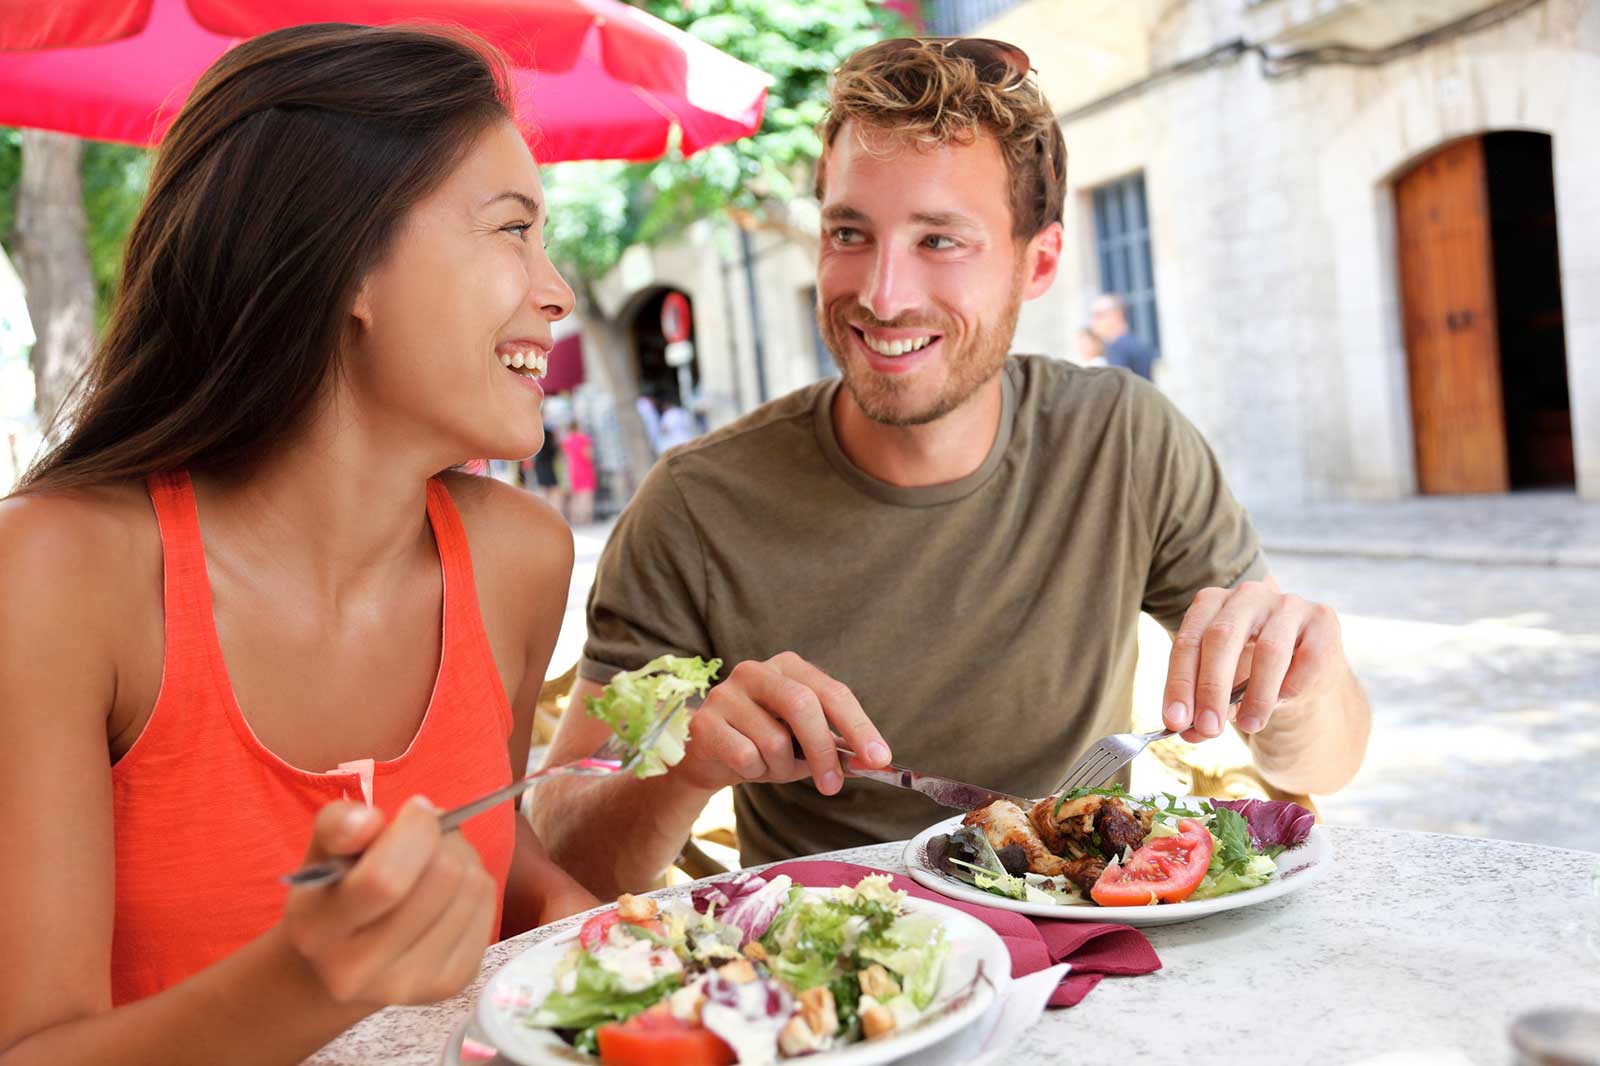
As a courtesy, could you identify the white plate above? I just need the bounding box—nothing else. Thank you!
[903,806,1333,928]
[477,889,1012,1066]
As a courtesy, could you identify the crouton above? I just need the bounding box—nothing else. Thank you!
[861,1004,896,1041]
[798,986,839,1037]
[715,958,758,984]
[616,893,659,923]
[857,964,901,1000]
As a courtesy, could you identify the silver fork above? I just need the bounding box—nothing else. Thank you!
[281,704,687,888]
[1050,679,1250,796]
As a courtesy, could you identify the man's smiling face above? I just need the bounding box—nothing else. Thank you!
[816,122,1030,427]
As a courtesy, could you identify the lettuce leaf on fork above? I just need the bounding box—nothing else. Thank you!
[584,655,720,778]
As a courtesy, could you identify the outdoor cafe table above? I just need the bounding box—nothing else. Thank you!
[307,826,1599,1066]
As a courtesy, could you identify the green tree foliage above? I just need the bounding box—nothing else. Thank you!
[80,143,152,328]
[0,129,151,329]
[0,129,18,248]
[543,0,906,283]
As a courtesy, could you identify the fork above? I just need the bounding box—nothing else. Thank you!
[1049,678,1250,796]
[281,704,687,888]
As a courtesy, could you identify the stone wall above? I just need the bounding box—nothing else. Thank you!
[1007,0,1599,503]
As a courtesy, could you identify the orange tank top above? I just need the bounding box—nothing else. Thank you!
[110,471,517,1005]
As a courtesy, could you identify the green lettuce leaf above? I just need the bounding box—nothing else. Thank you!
[584,655,720,777]
[1189,853,1277,900]
[530,951,679,1030]
[857,913,948,1010]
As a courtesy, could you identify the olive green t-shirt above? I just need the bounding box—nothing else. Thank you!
[580,356,1266,866]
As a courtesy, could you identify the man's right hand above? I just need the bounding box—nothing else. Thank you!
[671,652,893,795]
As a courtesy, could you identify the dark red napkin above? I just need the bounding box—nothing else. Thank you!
[761,860,1160,1008]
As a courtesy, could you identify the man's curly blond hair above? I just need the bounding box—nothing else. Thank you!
[815,38,1067,239]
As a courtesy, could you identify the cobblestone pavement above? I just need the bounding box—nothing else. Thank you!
[556,505,1600,852]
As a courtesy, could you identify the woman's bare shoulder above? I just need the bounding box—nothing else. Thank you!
[436,472,574,622]
[437,471,572,560]
[0,482,159,605]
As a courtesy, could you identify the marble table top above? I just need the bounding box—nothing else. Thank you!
[305,826,1600,1066]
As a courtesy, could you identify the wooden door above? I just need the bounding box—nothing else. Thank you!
[1395,136,1510,494]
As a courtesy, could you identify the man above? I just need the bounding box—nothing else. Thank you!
[1091,293,1158,381]
[535,37,1370,898]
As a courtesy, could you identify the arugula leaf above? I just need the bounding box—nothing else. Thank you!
[584,655,720,777]
[1054,783,1210,822]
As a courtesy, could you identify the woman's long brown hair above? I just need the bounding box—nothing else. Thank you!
[16,23,513,495]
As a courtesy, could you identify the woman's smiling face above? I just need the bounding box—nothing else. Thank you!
[347,119,574,463]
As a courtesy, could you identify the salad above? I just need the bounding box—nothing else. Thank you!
[584,655,720,778]
[521,874,949,1065]
[928,786,1315,908]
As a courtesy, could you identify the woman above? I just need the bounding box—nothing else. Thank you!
[0,24,598,1063]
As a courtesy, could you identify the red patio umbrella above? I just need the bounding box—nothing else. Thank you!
[0,0,769,162]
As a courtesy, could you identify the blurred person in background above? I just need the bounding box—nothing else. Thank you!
[1072,324,1106,367]
[560,419,596,524]
[634,388,662,456]
[0,24,596,1064]
[537,35,1369,896]
[1090,293,1157,382]
[656,394,698,452]
[525,422,564,511]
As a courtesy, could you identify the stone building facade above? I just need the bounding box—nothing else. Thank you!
[579,0,1598,506]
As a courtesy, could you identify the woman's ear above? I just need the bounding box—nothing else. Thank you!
[350,276,375,332]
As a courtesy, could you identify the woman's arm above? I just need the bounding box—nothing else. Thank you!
[501,817,600,934]
[448,476,598,937]
[0,497,498,1065]
[0,498,363,1064]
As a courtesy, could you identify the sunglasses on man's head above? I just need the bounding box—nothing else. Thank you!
[843,37,1055,184]
[853,36,1034,91]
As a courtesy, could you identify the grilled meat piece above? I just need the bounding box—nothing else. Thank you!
[1029,792,1154,861]
[1061,855,1107,894]
[1095,802,1147,857]
[962,800,1067,876]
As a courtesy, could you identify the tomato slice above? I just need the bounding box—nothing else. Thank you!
[596,1007,736,1066]
[578,908,666,951]
[1090,817,1214,906]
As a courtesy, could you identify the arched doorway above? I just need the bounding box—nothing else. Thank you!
[1394,131,1574,494]
[627,286,701,451]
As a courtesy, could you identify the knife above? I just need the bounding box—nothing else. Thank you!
[834,744,1033,812]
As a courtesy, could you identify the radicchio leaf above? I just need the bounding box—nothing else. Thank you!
[690,872,792,945]
[1213,799,1315,851]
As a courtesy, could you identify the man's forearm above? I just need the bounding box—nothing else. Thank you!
[533,770,720,900]
[1246,665,1371,796]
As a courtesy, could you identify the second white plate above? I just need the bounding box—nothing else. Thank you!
[902,808,1333,927]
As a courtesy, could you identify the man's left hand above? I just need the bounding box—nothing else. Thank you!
[1161,577,1346,742]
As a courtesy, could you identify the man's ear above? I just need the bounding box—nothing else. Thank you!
[1022,221,1064,301]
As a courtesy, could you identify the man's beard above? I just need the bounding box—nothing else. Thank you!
[819,273,1024,428]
